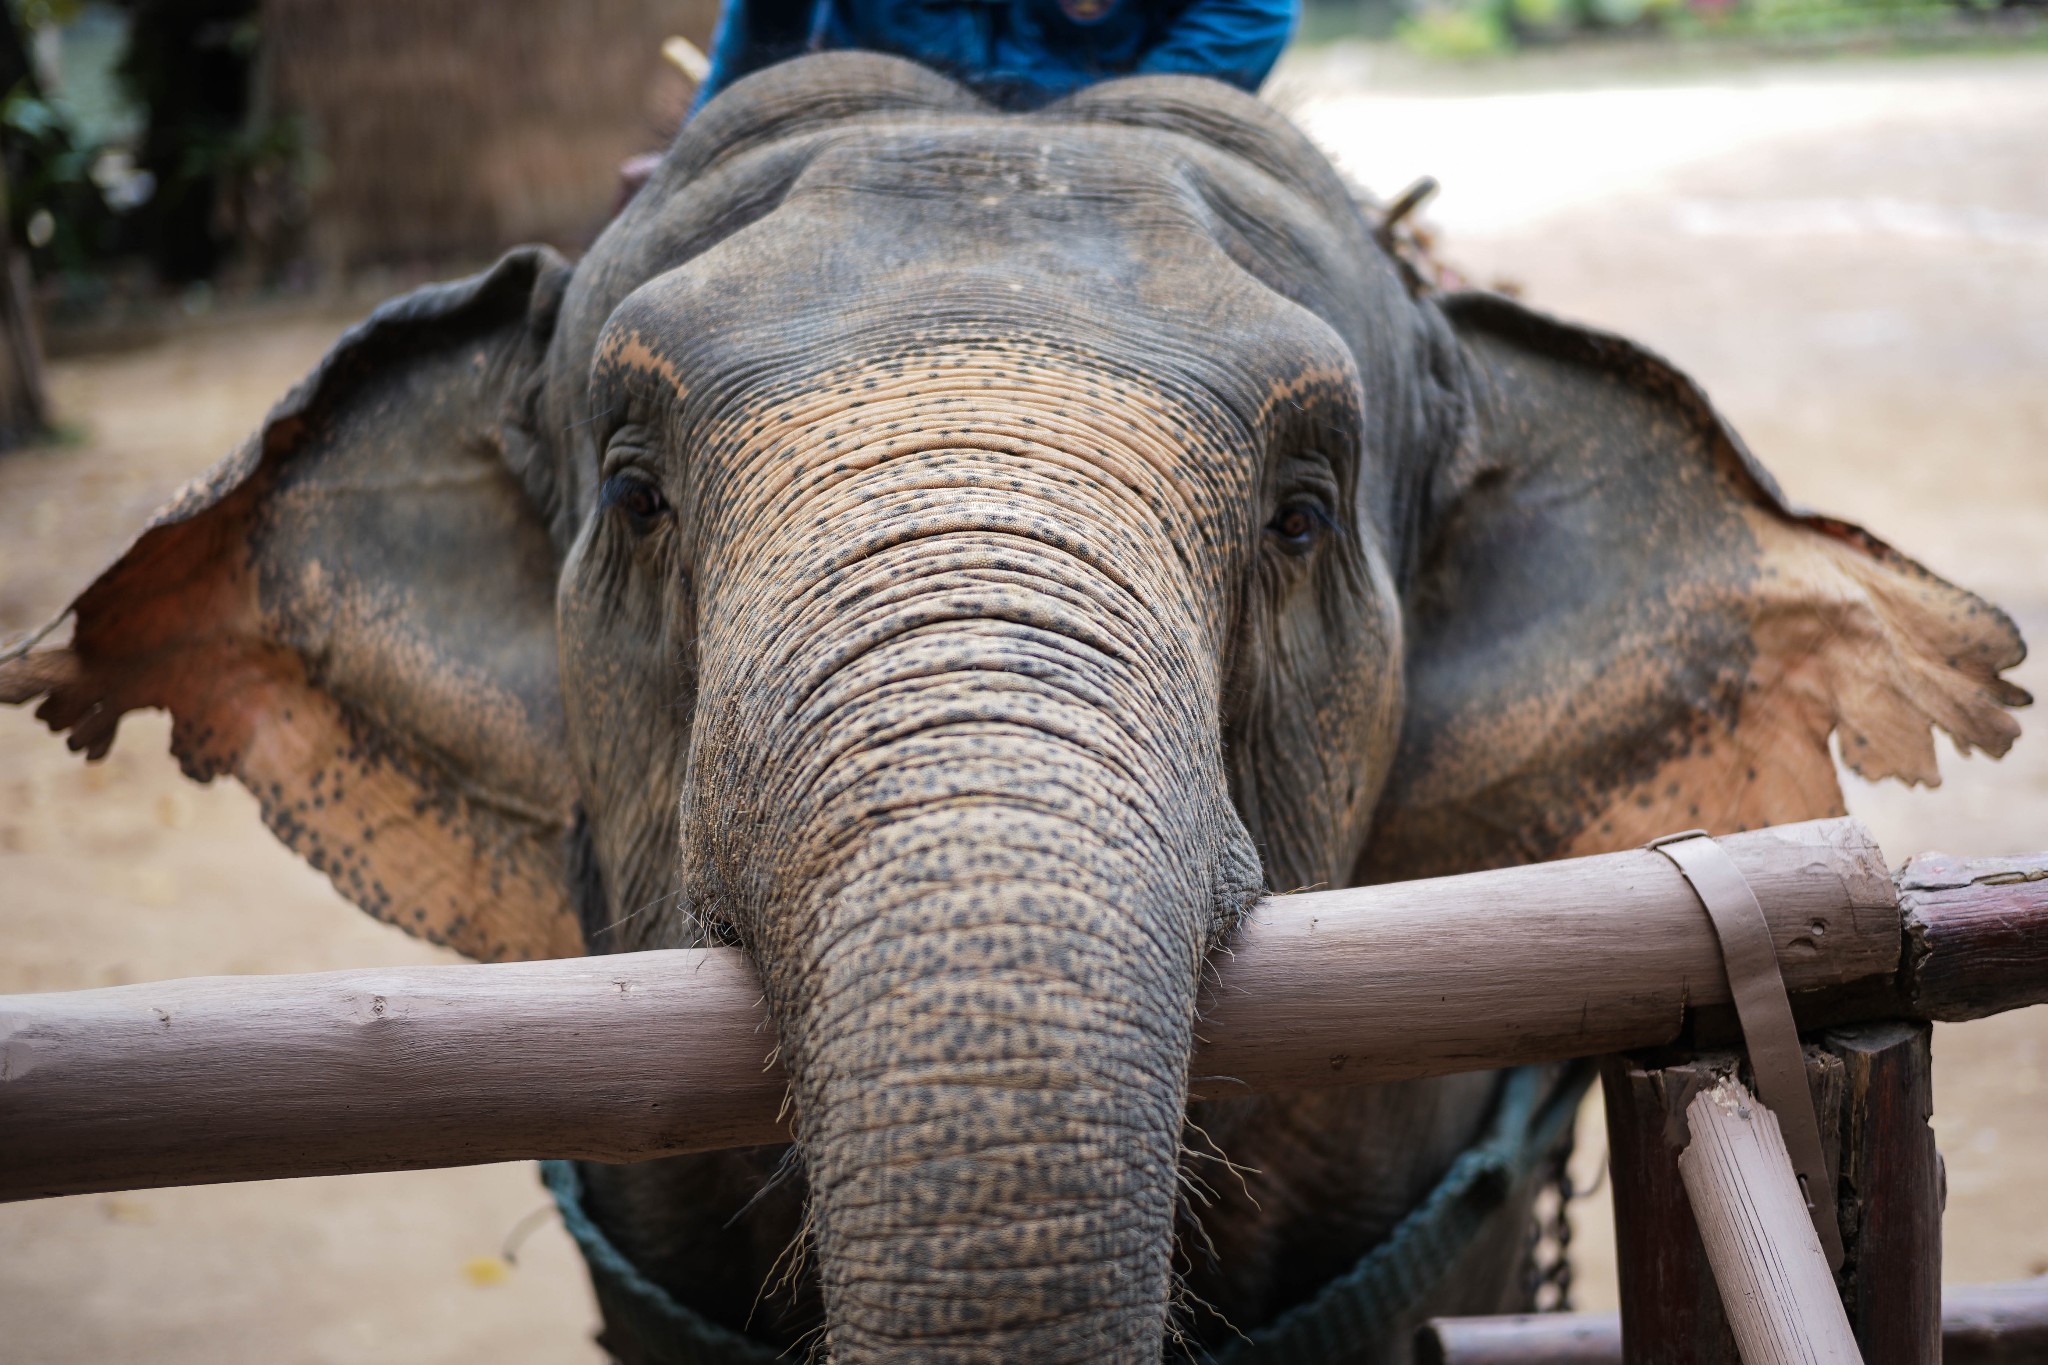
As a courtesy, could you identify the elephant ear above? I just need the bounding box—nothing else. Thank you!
[1360,291,2029,881]
[0,248,585,961]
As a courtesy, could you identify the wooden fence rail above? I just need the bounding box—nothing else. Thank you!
[1416,1280,2048,1365]
[3,817,2044,1201]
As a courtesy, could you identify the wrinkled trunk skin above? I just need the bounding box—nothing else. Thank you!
[677,351,1265,1360]
[793,768,1212,1358]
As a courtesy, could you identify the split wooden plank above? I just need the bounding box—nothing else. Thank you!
[1678,1076,1863,1364]
[1601,1053,1747,1365]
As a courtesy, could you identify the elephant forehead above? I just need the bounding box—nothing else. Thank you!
[772,121,1368,301]
[789,121,1197,205]
[592,221,1361,454]
[700,344,1263,530]
[595,116,1343,348]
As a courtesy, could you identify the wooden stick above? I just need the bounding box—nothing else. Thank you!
[1414,1311,1621,1365]
[2,817,2044,1200]
[1679,1077,1863,1364]
[1602,1053,1746,1365]
[1416,1282,2048,1365]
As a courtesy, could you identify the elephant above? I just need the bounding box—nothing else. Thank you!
[1,52,2029,1364]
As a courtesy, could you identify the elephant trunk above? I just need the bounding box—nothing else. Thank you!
[801,781,1205,1359]
[683,419,1263,1357]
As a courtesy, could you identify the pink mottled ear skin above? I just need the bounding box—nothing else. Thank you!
[0,248,583,963]
[1359,294,2026,882]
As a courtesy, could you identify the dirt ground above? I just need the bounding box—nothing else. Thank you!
[3,48,2044,1363]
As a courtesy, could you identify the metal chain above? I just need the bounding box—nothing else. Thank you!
[1521,1130,1576,1313]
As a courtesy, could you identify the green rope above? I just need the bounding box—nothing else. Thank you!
[1208,1061,1595,1364]
[543,1061,1594,1364]
[542,1160,784,1365]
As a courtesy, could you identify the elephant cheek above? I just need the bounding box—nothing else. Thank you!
[1231,540,1405,892]
[556,532,692,950]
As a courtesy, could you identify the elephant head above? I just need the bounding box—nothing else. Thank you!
[2,54,2026,1362]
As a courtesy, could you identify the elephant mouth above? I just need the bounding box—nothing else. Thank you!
[544,1062,1593,1364]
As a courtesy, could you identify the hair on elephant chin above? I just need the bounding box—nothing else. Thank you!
[566,805,614,953]
[0,247,586,963]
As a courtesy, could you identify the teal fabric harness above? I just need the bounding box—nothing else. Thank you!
[543,1061,1593,1364]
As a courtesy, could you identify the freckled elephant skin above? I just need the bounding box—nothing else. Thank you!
[1,51,2026,1364]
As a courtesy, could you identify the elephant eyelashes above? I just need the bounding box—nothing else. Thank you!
[602,472,672,536]
[1266,501,1331,553]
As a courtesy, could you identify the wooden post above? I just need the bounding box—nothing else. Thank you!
[1822,1022,1940,1365]
[1602,1049,1844,1365]
[1604,1027,1939,1365]
[1602,1053,1742,1365]
[1679,1077,1862,1363]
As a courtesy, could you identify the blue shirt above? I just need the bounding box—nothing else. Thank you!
[697,0,1298,108]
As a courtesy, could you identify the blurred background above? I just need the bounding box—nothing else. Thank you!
[0,2,2043,1361]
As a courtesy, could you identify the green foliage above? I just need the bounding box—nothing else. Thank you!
[1384,0,2008,56]
[1397,2,1514,56]
[1298,0,1408,42]
[1582,0,1652,23]
[1511,0,1574,27]
[1368,0,2023,57]
[1658,0,1955,38]
[0,1,310,287]
[0,79,126,273]
[177,109,311,191]
[11,0,84,32]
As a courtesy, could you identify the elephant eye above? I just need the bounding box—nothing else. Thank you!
[1266,500,1331,553]
[602,472,671,535]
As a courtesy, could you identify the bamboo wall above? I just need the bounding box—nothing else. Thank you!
[264,0,720,271]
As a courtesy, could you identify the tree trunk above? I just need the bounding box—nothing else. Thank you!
[0,173,48,450]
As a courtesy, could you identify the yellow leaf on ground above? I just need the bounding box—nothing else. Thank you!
[100,1197,153,1224]
[462,1257,510,1287]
